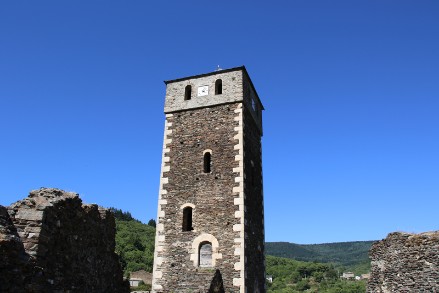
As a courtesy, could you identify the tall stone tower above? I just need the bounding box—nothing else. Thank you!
[152,66,265,293]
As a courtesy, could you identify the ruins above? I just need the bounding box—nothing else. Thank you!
[367,231,439,292]
[0,188,129,292]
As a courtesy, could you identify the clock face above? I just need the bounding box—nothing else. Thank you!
[198,85,209,97]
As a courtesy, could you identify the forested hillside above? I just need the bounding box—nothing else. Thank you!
[110,208,155,275]
[266,255,366,292]
[266,241,374,274]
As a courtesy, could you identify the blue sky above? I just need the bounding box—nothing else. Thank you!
[1,1,438,244]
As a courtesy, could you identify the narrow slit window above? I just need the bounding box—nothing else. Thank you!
[182,207,193,231]
[215,79,222,95]
[185,85,192,100]
[204,152,211,173]
[199,242,212,267]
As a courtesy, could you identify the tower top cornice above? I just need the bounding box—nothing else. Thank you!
[164,66,246,85]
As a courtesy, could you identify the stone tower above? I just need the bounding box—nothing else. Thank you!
[152,66,265,293]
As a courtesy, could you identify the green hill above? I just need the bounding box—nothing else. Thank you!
[110,208,156,276]
[266,255,366,292]
[265,242,317,260]
[266,241,375,274]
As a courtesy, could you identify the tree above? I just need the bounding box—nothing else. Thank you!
[147,219,156,228]
[115,217,155,275]
[109,207,139,222]
[296,279,310,291]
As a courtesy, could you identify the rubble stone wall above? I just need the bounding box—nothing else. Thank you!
[0,188,129,293]
[242,104,265,292]
[0,205,33,291]
[153,103,242,292]
[367,231,439,293]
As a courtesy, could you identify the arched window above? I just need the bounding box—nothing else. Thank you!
[199,242,212,267]
[185,85,192,100]
[190,234,220,267]
[215,79,222,95]
[203,152,211,173]
[182,207,193,231]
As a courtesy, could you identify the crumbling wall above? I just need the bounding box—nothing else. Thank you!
[0,188,129,292]
[0,205,34,291]
[367,231,439,293]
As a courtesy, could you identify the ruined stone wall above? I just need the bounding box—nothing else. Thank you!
[0,188,129,293]
[367,231,439,292]
[0,205,34,291]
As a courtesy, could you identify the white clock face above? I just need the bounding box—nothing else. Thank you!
[198,85,209,97]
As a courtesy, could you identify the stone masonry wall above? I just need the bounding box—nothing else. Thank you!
[0,205,33,291]
[164,67,244,113]
[0,188,129,293]
[153,103,242,292]
[367,231,439,292]
[242,104,265,292]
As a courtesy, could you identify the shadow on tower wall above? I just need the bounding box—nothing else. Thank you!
[208,269,225,293]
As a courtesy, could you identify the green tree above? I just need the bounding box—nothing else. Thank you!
[296,279,310,291]
[114,215,155,275]
[266,255,366,293]
[147,219,156,228]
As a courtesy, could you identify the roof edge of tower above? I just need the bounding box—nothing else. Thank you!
[164,66,264,110]
[164,66,245,84]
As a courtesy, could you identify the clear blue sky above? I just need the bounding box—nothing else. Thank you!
[1,1,438,244]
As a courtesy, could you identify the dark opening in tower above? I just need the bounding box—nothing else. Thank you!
[182,207,193,231]
[203,152,211,173]
[215,79,222,95]
[185,85,192,100]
